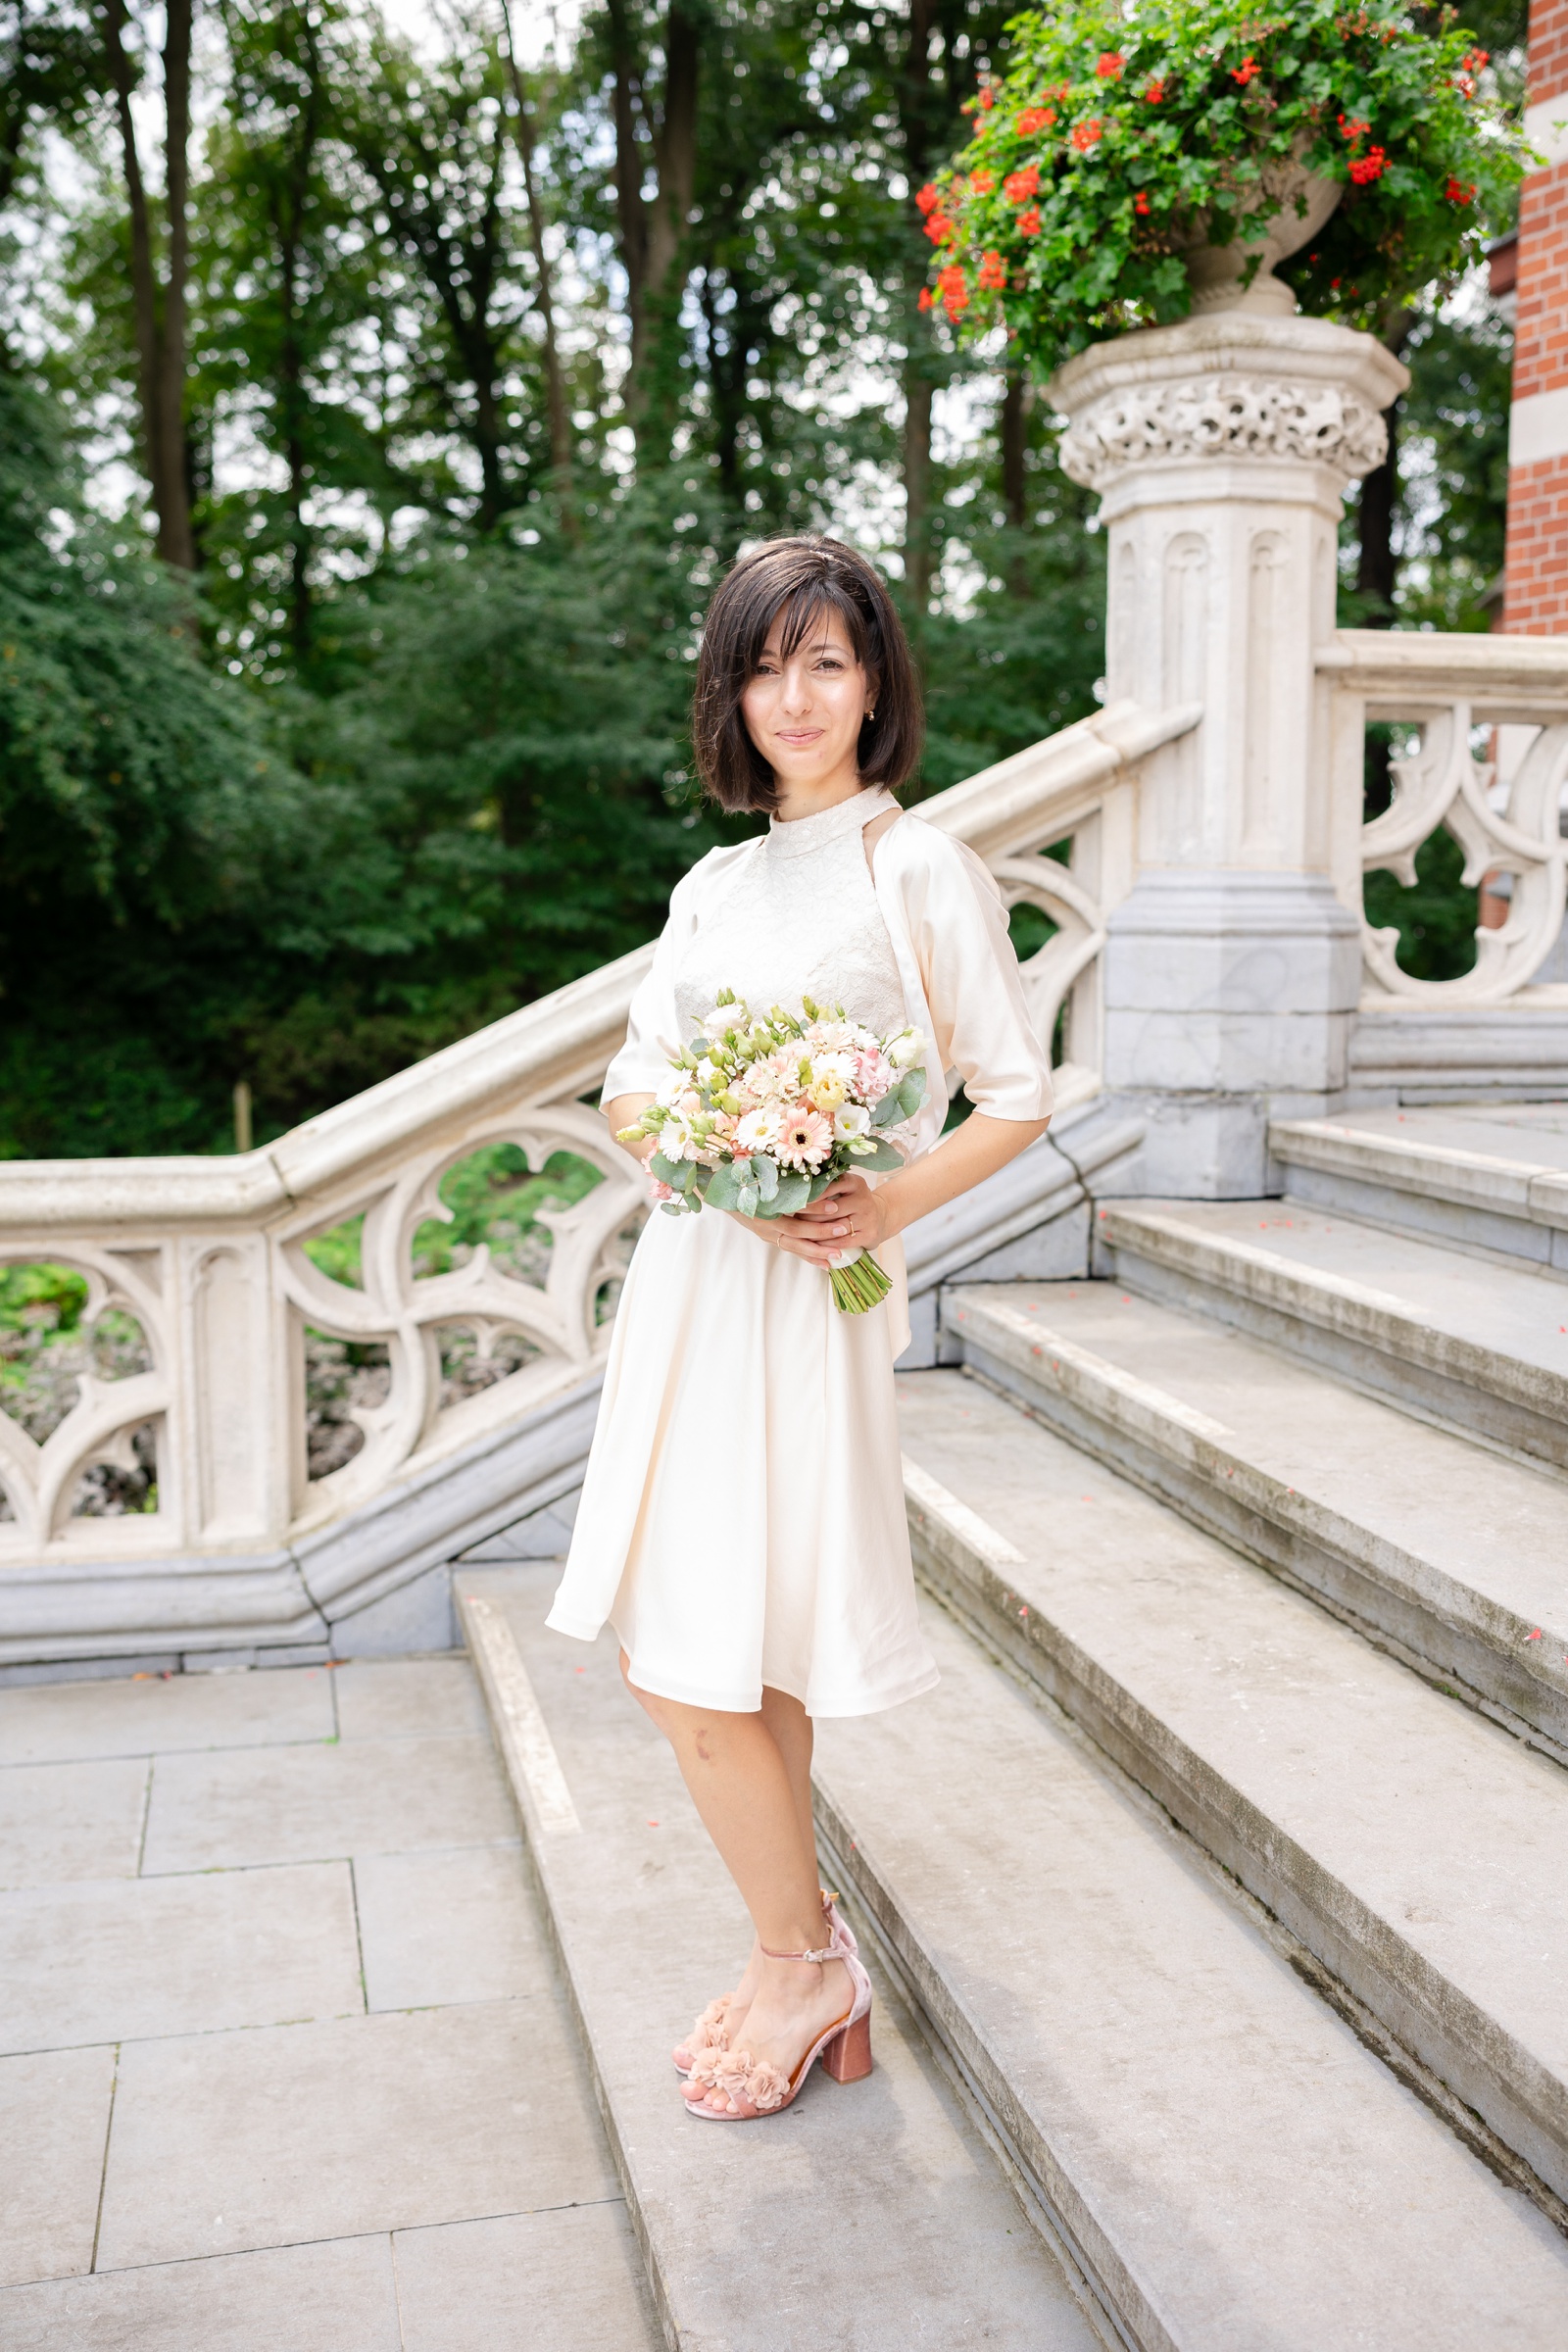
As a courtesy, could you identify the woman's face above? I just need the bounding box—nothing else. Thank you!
[739,606,875,803]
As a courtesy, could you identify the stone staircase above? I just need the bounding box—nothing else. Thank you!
[458,1120,1568,2348]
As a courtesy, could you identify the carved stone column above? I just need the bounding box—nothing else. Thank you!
[1051,314,1409,1194]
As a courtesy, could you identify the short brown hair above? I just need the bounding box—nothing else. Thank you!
[692,536,923,813]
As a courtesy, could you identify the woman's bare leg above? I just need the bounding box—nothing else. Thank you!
[716,1688,816,2039]
[621,1656,849,2099]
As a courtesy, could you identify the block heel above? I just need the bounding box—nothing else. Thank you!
[821,2008,872,2082]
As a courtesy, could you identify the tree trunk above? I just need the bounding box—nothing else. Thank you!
[498,0,571,491]
[158,0,193,569]
[644,1,699,296]
[1356,400,1399,623]
[1357,307,1416,627]
[275,4,323,657]
[605,0,699,442]
[99,0,195,571]
[1001,368,1031,594]
[605,0,648,370]
[904,368,933,612]
[897,0,938,613]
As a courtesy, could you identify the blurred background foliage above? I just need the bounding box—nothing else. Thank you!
[0,0,1524,1153]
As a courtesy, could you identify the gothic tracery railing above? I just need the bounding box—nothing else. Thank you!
[1321,631,1568,1006]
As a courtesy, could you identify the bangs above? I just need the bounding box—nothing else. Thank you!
[755,581,870,673]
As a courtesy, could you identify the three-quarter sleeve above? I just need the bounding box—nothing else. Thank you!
[901,826,1054,1123]
[599,880,691,1103]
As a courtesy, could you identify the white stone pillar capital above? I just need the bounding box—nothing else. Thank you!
[1050,314,1409,514]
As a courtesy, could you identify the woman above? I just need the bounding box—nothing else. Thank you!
[547,536,1054,2122]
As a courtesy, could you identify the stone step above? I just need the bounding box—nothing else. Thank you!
[895,1368,1568,2216]
[942,1280,1568,1757]
[815,1595,1568,2351]
[1270,1104,1568,1271]
[454,1565,1110,2352]
[1094,1197,1568,1473]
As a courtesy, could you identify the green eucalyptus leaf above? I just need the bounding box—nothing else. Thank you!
[704,1161,744,1211]
[770,1170,809,1216]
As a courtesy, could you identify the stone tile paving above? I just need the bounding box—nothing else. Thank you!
[0,1655,657,2349]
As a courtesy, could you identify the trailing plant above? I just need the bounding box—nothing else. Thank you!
[918,0,1529,370]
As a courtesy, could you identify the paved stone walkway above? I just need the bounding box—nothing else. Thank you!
[0,1655,656,2349]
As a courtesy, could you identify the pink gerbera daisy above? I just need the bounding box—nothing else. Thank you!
[778,1104,834,1169]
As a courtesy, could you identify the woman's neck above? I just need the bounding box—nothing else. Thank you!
[771,769,865,823]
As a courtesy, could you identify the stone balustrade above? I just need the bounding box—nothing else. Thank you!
[0,701,1191,1663]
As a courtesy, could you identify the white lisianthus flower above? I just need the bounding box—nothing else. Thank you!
[887,1027,925,1069]
[832,1102,871,1142]
[705,1001,749,1039]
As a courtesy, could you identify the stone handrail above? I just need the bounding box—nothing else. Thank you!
[1320,628,1568,1006]
[0,697,1196,1637]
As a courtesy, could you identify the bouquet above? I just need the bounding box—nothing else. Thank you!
[616,990,927,1313]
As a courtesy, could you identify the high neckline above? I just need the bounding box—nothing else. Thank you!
[766,787,896,859]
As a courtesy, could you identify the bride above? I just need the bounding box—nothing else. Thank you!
[547,535,1054,2121]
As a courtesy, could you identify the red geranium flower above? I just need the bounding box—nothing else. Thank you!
[1348,144,1387,184]
[968,169,996,194]
[1004,165,1041,202]
[1070,119,1103,152]
[1134,190,1151,214]
[915,182,942,216]
[1016,206,1042,235]
[1445,175,1476,204]
[1096,51,1124,78]
[924,212,954,244]
[1015,105,1055,134]
[977,85,995,110]
[978,249,1007,289]
[1337,112,1370,144]
[1231,54,1261,85]
[1144,76,1166,102]
[917,285,935,310]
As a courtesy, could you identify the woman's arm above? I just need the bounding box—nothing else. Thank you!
[608,1086,1047,1263]
[774,1111,1049,1266]
[604,1093,658,1165]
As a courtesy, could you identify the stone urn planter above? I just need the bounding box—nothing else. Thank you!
[916,0,1524,373]
[1182,166,1343,318]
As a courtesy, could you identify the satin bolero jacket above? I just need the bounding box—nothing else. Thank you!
[602,808,1055,1157]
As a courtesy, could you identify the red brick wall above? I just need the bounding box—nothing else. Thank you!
[1503,0,1568,632]
[1503,452,1568,627]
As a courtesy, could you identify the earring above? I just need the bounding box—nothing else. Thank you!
[865,707,876,721]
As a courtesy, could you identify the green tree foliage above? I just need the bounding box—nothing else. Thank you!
[0,0,1511,1154]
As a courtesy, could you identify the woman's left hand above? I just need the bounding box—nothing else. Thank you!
[772,1172,896,1266]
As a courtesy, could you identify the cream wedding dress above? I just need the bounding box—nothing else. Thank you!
[545,788,1054,1716]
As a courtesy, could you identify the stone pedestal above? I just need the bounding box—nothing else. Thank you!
[1050,314,1409,1194]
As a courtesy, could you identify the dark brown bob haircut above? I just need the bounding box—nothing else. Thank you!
[692,535,924,813]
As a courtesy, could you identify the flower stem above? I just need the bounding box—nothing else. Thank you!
[829,1250,893,1314]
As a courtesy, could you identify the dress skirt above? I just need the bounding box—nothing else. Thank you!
[546,1205,939,1718]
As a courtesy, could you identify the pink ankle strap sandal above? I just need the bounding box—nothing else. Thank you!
[680,1937,873,2121]
[670,1891,858,2078]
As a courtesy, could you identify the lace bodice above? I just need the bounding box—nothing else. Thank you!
[673,789,906,1042]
